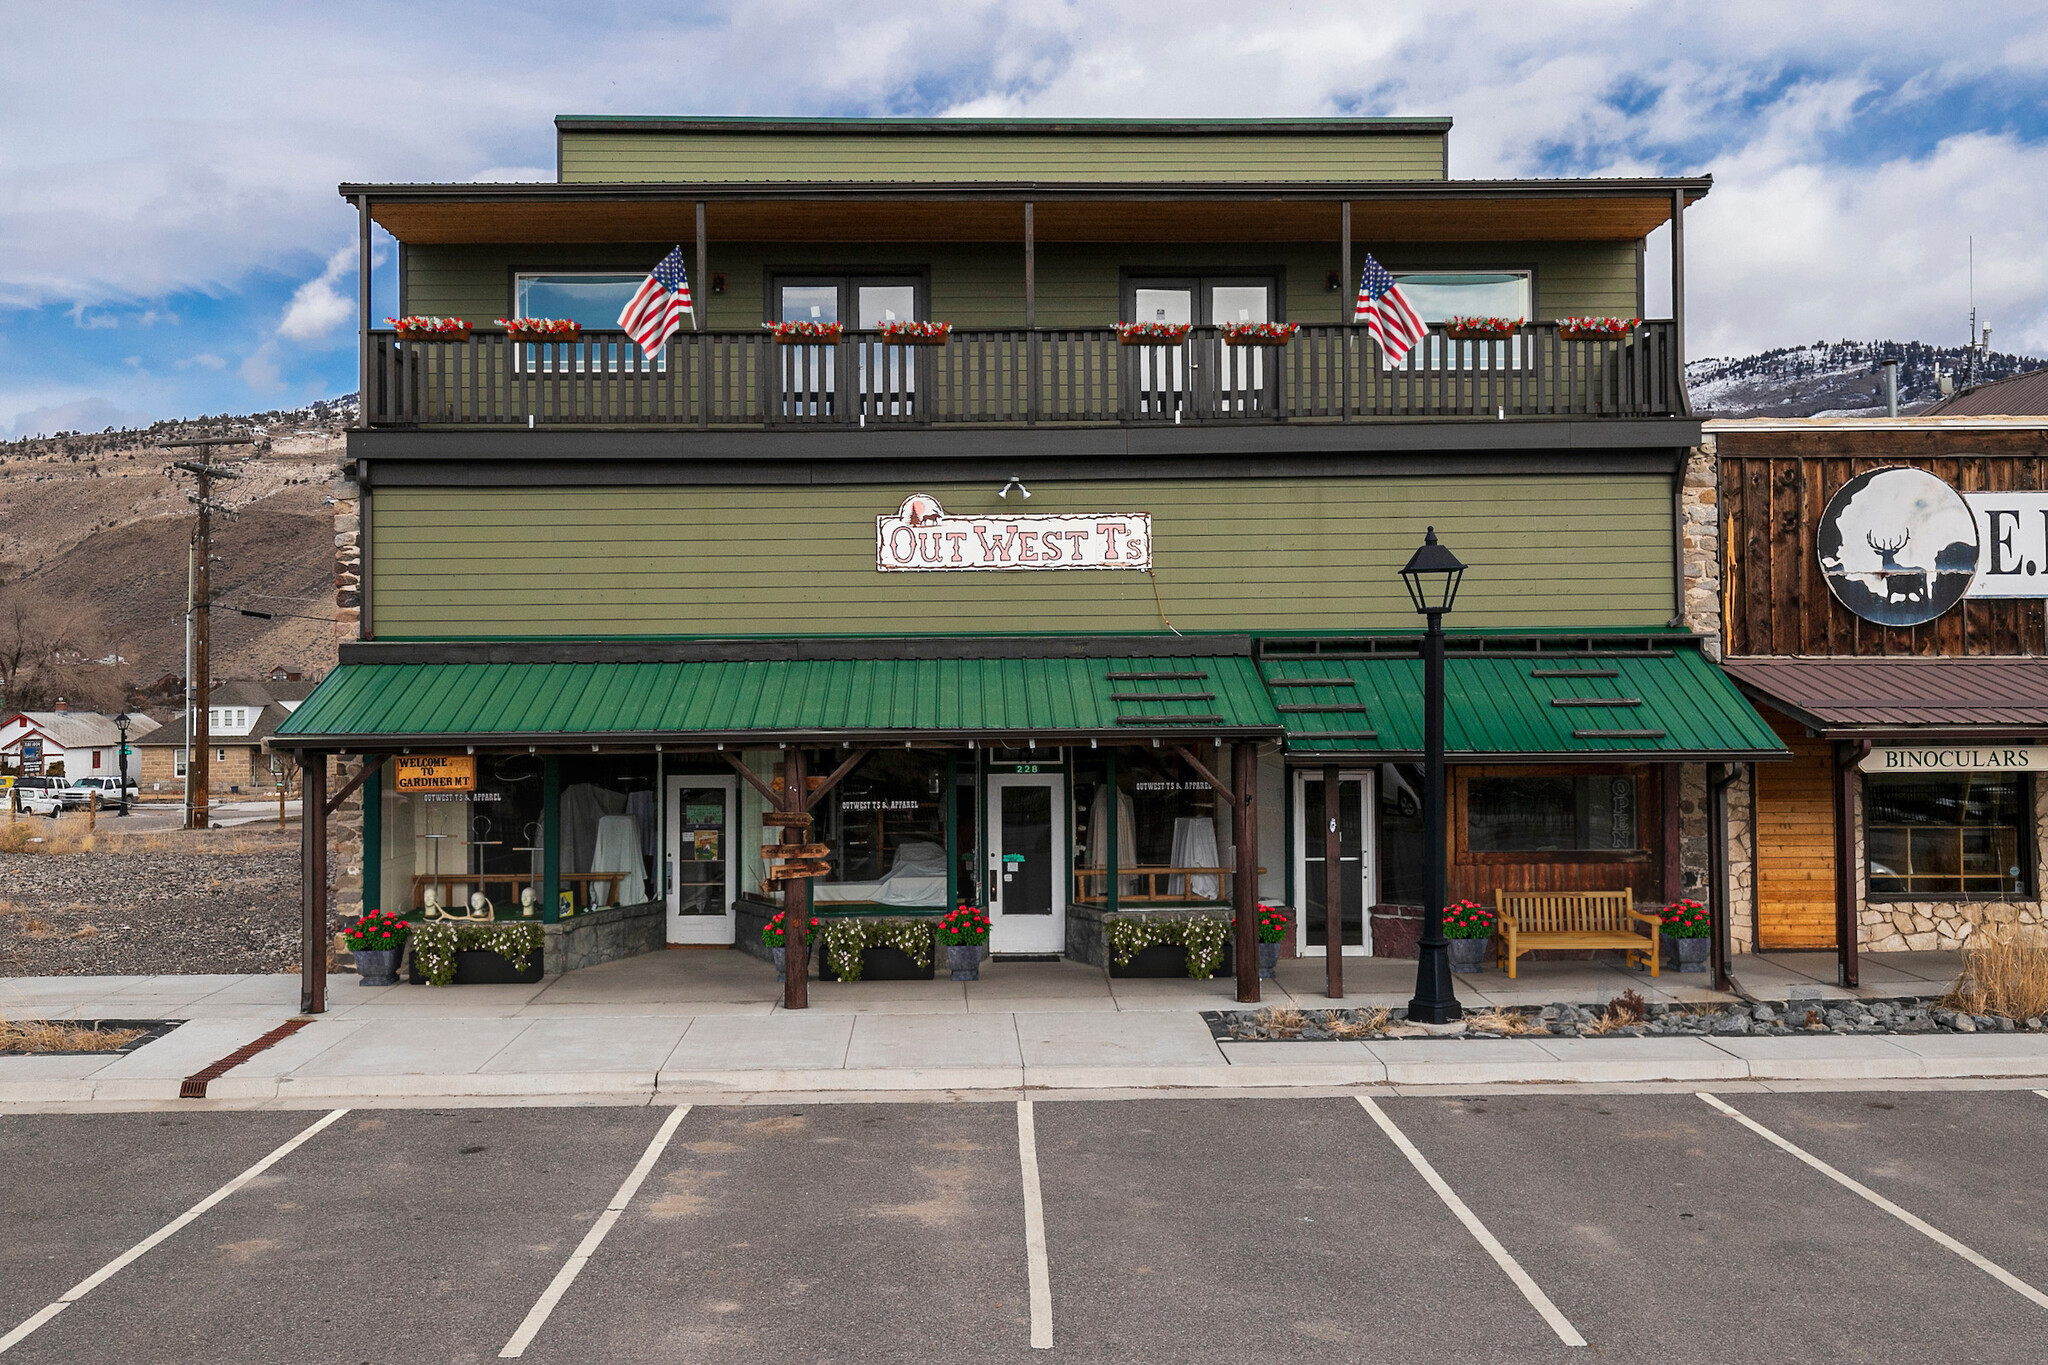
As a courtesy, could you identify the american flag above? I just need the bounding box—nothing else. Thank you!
[618,246,694,358]
[1355,254,1428,366]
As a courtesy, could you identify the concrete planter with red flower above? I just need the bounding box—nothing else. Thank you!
[937,904,990,981]
[1253,903,1291,978]
[1441,899,1496,974]
[1660,898,1711,972]
[761,909,820,982]
[343,909,411,986]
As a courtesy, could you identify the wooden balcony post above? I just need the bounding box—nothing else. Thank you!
[696,200,710,429]
[356,195,372,430]
[1670,187,1686,380]
[1339,201,1352,323]
[1024,201,1038,424]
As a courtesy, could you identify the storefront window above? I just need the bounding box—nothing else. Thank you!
[1467,775,1639,853]
[808,749,950,907]
[380,754,546,917]
[557,755,659,911]
[1377,763,1426,905]
[1866,774,2031,898]
[1073,749,1228,905]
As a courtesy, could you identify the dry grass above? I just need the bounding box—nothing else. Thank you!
[1581,989,1652,1035]
[1328,1008,1392,1038]
[0,820,96,855]
[0,1019,147,1053]
[1465,1009,1542,1036]
[1255,1006,1310,1038]
[19,917,53,937]
[1945,923,2048,1021]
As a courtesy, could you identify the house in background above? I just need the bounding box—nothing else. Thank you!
[274,113,1784,1013]
[134,677,316,797]
[0,705,160,781]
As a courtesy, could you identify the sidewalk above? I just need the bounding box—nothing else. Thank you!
[2,947,2016,1105]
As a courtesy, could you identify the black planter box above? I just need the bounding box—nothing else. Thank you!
[410,948,545,986]
[1108,942,1233,979]
[818,945,936,982]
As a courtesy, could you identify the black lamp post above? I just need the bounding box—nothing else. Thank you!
[112,712,131,817]
[1400,527,1465,1025]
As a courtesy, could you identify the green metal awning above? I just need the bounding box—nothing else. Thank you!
[1264,646,1787,761]
[272,656,1281,747]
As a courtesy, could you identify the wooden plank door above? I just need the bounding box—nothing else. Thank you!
[1755,714,1837,949]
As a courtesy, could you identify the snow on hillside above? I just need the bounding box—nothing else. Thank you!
[1687,342,2045,418]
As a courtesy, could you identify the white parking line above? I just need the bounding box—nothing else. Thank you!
[0,1107,349,1356]
[1698,1092,2048,1312]
[1017,1100,1054,1350]
[499,1103,691,1359]
[1356,1096,1587,1348]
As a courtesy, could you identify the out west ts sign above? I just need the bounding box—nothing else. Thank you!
[877,495,1151,572]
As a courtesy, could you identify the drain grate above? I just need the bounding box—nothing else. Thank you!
[179,1018,313,1098]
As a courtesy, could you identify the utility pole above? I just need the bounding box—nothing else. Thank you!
[162,436,251,831]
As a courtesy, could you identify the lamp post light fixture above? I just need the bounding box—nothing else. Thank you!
[112,712,132,817]
[1399,527,1466,1025]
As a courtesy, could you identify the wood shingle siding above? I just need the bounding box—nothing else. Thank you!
[556,132,1450,184]
[368,475,1675,638]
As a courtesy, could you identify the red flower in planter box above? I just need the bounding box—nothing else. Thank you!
[937,904,991,945]
[1659,898,1710,938]
[1441,899,1496,939]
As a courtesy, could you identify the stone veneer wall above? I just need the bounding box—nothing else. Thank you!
[544,900,666,975]
[1724,766,1757,954]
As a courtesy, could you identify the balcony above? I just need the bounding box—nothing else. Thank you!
[364,321,1685,429]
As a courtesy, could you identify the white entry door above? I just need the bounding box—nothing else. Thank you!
[986,772,1066,954]
[1291,770,1374,956]
[666,776,736,944]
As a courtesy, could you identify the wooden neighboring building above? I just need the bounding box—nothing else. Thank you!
[1714,416,2048,983]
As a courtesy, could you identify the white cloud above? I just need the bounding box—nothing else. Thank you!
[239,342,284,393]
[0,1,2044,358]
[277,244,358,341]
[176,352,228,371]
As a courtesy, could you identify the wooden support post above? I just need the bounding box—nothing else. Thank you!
[88,791,97,831]
[300,752,327,1015]
[783,748,810,1010]
[1707,763,1735,993]
[1324,763,1343,999]
[1669,186,1686,379]
[1105,748,1119,916]
[1024,201,1038,425]
[695,199,710,430]
[1833,740,1867,988]
[1232,741,1260,1004]
[363,763,382,912]
[1340,201,1352,323]
[357,194,372,431]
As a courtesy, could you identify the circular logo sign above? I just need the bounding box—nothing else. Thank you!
[1816,467,1979,626]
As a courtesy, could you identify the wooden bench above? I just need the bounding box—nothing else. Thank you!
[1494,888,1661,978]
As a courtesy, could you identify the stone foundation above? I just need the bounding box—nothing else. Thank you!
[543,900,665,976]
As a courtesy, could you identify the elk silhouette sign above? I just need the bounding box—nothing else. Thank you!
[1816,467,1980,626]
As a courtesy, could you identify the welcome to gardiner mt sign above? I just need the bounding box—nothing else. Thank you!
[876,495,1152,572]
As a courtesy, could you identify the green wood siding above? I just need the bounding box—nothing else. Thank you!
[558,131,1447,184]
[370,475,1675,639]
[405,240,1640,330]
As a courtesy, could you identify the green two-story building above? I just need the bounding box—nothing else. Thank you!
[277,115,1781,1012]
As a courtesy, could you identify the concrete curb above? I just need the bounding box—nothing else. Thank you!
[11,1047,2048,1104]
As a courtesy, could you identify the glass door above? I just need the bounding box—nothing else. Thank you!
[1127,283,1193,416]
[856,282,920,419]
[1208,281,1274,411]
[666,776,736,944]
[986,773,1066,954]
[776,281,842,417]
[1292,770,1373,955]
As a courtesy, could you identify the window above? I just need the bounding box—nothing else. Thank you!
[1867,774,2031,898]
[1467,775,1639,853]
[805,749,949,907]
[1392,271,1533,373]
[92,752,101,769]
[174,749,188,777]
[1073,750,1230,905]
[511,273,664,373]
[216,747,227,763]
[772,276,925,419]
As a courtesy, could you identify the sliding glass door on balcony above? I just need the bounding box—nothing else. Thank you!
[774,277,923,422]
[1122,278,1277,419]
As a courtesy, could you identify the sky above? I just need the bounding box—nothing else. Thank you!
[2,1,2045,436]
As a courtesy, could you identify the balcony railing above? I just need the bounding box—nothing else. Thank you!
[365,322,1685,429]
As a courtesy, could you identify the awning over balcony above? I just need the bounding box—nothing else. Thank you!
[343,178,1711,246]
[1266,643,1787,762]
[272,656,1283,748]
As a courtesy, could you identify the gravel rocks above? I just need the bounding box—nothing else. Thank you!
[1208,993,2029,1043]
[0,834,317,976]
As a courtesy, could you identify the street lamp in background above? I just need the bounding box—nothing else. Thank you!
[113,713,132,817]
[1400,527,1466,1025]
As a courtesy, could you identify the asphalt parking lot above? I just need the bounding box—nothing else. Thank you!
[3,1090,2047,1363]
